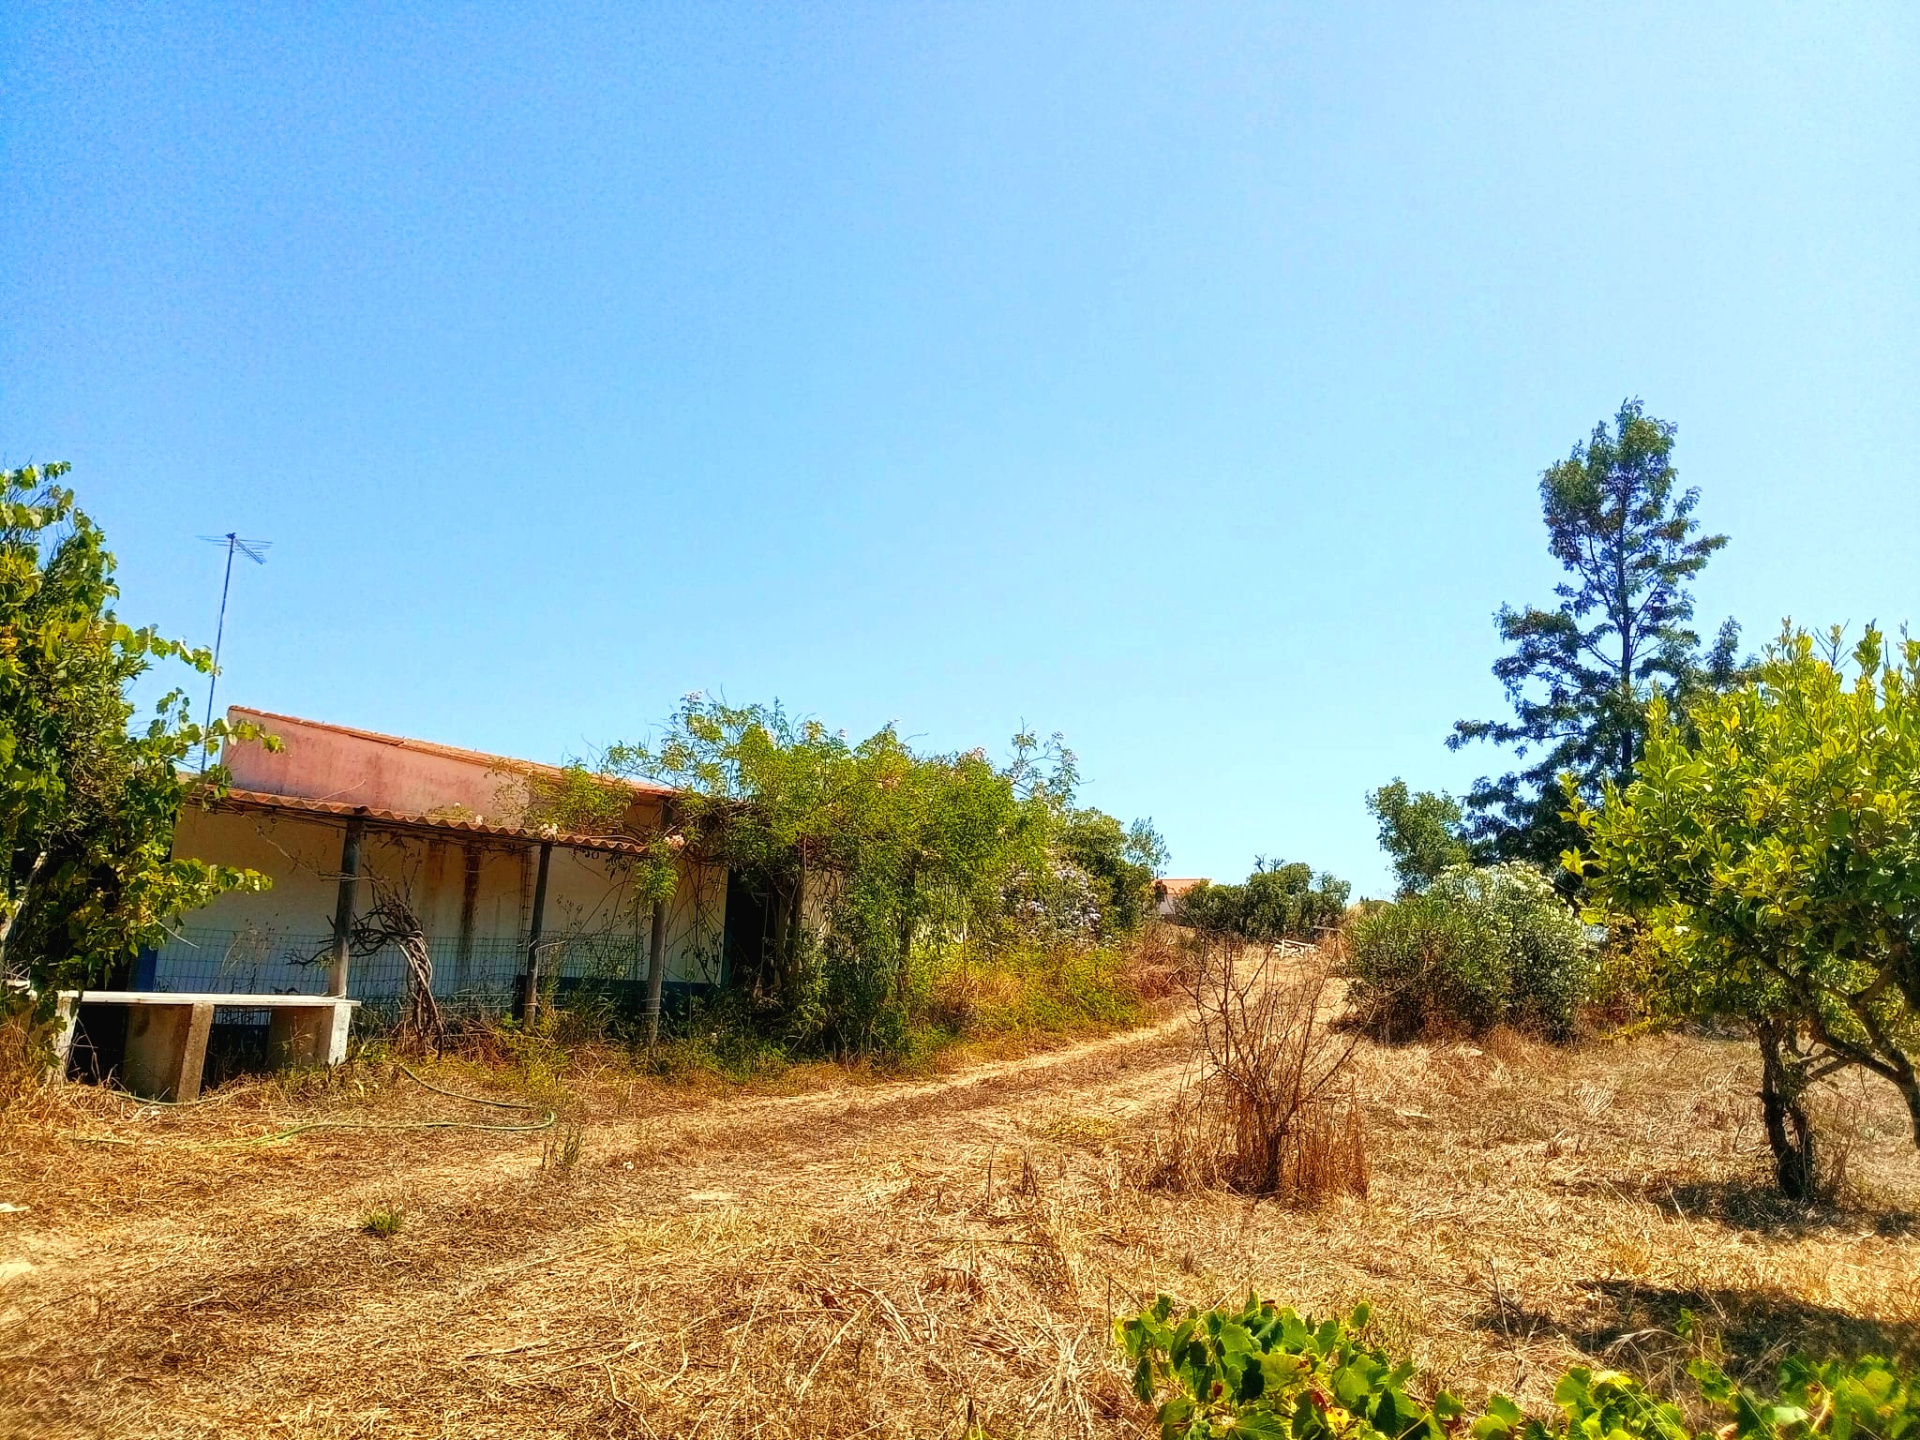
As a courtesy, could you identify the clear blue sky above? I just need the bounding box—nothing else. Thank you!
[4,4,1916,896]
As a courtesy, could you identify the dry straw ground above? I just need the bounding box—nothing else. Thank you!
[3,972,1918,1438]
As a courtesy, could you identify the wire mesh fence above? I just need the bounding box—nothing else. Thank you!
[144,924,661,1021]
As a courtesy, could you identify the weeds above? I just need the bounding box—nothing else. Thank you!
[541,1120,583,1176]
[1118,1294,1920,1440]
[358,1205,404,1239]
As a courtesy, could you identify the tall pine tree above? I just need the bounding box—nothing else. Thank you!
[1450,400,1738,869]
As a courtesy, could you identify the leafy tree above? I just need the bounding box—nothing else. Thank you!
[1364,779,1473,895]
[0,462,265,996]
[1175,860,1350,944]
[1572,624,1920,1197]
[1058,808,1167,937]
[1451,400,1738,870]
[539,698,1153,1054]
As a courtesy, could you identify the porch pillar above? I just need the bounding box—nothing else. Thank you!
[522,841,553,1025]
[327,816,365,998]
[645,897,668,1044]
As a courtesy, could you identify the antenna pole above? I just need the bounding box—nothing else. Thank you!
[201,535,237,773]
[195,531,270,774]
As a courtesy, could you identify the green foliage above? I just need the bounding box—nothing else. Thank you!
[0,461,268,993]
[1118,1296,1440,1440]
[1058,808,1167,938]
[1119,1295,1919,1440]
[1572,623,1920,1185]
[1348,862,1592,1038]
[1450,400,1739,873]
[1366,780,1474,896]
[1175,861,1351,944]
[553,697,1158,1059]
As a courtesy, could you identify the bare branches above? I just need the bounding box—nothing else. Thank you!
[349,877,442,1051]
[1142,938,1368,1201]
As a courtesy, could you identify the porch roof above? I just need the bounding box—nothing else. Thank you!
[213,787,657,857]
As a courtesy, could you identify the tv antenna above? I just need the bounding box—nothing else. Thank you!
[198,533,271,771]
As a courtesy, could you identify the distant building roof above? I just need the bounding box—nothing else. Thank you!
[1154,877,1209,895]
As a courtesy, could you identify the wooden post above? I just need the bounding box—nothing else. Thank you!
[327,817,365,998]
[456,844,481,993]
[523,841,553,1025]
[645,897,668,1044]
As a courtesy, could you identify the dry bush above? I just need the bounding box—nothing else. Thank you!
[1126,921,1188,1001]
[1139,939,1368,1202]
[0,998,63,1109]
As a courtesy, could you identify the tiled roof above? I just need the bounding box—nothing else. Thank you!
[214,787,657,856]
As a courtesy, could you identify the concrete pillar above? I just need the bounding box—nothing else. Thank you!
[123,1001,214,1101]
[645,897,668,1044]
[267,1002,353,1068]
[46,992,77,1085]
[328,817,365,998]
[522,841,553,1024]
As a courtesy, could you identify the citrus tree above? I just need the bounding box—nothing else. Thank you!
[1570,624,1920,1196]
[1,461,265,996]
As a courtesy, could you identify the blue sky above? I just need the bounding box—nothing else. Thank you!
[3,4,1915,896]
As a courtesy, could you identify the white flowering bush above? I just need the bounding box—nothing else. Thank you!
[1348,863,1592,1038]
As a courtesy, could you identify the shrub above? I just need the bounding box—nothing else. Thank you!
[928,941,1147,1041]
[1141,944,1367,1201]
[1117,1294,1918,1440]
[1175,862,1351,944]
[1347,863,1592,1039]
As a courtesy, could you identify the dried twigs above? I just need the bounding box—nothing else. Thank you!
[350,877,443,1051]
[1144,938,1368,1201]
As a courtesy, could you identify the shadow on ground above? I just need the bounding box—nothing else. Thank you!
[1651,1177,1918,1238]
[1572,1280,1920,1377]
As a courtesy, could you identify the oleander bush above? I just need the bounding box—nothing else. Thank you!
[1347,863,1593,1040]
[1117,1294,1917,1440]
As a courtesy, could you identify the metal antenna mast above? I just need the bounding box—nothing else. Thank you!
[197,532,271,771]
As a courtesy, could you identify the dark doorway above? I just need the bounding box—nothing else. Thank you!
[722,869,771,990]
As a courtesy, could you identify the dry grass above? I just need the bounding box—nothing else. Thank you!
[2,984,1918,1438]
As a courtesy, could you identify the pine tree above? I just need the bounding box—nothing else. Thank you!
[1449,400,1737,869]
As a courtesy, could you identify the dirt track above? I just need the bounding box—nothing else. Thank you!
[4,1014,1918,1439]
[0,1018,1196,1438]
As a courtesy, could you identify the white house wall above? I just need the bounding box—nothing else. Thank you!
[162,807,726,1004]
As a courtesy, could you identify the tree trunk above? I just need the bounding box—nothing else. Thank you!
[1758,1018,1819,1200]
